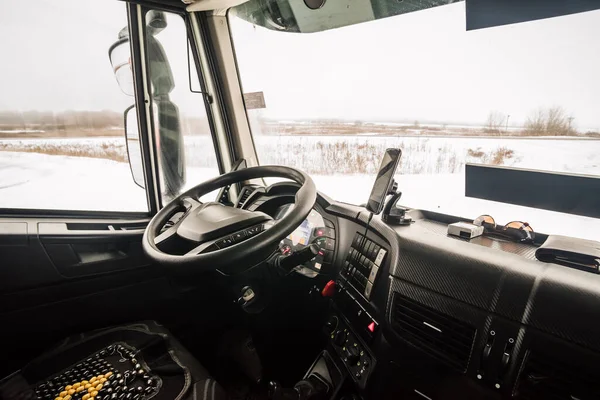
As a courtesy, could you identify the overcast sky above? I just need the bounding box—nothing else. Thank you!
[0,0,132,113]
[0,1,598,131]
[231,2,600,130]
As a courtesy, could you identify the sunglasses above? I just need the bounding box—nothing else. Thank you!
[473,215,535,243]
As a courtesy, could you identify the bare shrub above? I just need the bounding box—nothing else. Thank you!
[525,106,576,136]
[484,111,506,135]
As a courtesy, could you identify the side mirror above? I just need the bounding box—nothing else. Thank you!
[109,38,134,96]
[124,105,145,188]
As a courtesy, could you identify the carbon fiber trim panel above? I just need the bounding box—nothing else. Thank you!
[386,278,486,329]
[392,222,542,320]
[525,264,600,351]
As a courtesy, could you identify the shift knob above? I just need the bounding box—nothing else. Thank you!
[268,381,299,400]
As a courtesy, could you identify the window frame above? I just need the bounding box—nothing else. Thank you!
[140,6,230,209]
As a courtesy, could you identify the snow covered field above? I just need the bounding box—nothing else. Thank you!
[0,135,598,240]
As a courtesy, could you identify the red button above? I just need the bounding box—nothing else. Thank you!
[321,280,336,297]
[317,230,324,236]
[368,321,376,333]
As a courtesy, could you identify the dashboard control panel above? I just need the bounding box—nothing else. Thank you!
[276,205,336,272]
[327,313,375,389]
[341,233,387,299]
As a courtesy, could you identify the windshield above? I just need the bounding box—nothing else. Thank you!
[229,1,600,241]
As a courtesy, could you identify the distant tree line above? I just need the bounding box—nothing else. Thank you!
[0,110,213,137]
[0,110,123,132]
[484,106,596,136]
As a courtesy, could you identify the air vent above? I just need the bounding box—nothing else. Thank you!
[518,351,600,400]
[391,294,476,372]
[237,186,255,208]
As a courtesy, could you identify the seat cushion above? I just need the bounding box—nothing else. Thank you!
[0,321,226,400]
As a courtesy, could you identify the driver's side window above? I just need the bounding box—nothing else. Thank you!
[143,10,220,205]
[0,1,148,213]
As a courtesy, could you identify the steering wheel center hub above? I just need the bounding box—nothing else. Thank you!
[177,202,272,243]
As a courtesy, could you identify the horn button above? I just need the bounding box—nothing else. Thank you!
[177,202,272,243]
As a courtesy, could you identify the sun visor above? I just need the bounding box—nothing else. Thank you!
[465,0,600,30]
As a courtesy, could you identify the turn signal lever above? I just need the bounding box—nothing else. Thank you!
[272,244,320,274]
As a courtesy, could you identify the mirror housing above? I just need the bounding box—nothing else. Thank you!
[108,38,134,96]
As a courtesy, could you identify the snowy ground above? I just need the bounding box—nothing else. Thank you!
[0,135,599,241]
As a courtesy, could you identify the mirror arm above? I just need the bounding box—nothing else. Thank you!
[123,104,144,189]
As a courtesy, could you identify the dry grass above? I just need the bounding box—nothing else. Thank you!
[0,132,518,175]
[0,143,127,163]
[0,129,123,139]
[491,147,514,165]
[467,148,485,158]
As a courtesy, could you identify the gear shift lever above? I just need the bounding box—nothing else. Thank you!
[268,381,299,400]
[268,377,327,400]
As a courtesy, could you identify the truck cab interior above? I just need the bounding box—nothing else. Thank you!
[1,1,600,400]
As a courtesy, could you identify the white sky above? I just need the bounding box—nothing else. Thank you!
[0,0,131,112]
[0,0,203,116]
[0,1,598,131]
[230,2,600,130]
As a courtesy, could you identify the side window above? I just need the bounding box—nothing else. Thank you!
[0,1,148,212]
[144,10,220,205]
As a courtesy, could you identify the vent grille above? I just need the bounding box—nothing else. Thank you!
[391,293,476,372]
[237,186,255,208]
[518,352,600,400]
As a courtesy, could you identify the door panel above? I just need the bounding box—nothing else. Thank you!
[38,221,149,278]
[0,217,178,378]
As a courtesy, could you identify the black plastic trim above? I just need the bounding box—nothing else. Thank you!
[196,13,238,165]
[186,13,230,176]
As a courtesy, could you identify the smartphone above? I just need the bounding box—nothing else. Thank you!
[366,148,402,215]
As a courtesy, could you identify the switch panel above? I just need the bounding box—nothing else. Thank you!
[341,233,387,300]
[328,313,376,388]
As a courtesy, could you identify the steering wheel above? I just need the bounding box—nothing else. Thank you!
[142,166,317,274]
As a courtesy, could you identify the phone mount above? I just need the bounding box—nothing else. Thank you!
[382,179,412,226]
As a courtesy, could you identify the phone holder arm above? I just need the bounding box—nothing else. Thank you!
[382,187,412,226]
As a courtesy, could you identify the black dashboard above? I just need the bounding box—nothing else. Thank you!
[241,182,600,400]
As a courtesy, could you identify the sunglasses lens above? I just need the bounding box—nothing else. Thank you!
[506,221,534,232]
[474,215,495,228]
[505,221,535,242]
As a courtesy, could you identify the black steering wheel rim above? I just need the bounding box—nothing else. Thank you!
[142,165,317,274]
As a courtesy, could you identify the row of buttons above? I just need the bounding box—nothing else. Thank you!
[215,224,264,249]
[343,234,387,299]
[351,234,382,262]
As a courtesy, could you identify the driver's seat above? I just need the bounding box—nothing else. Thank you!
[0,321,227,400]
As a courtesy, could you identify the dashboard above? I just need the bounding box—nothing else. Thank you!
[241,182,600,400]
[274,204,332,273]
[242,184,336,276]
